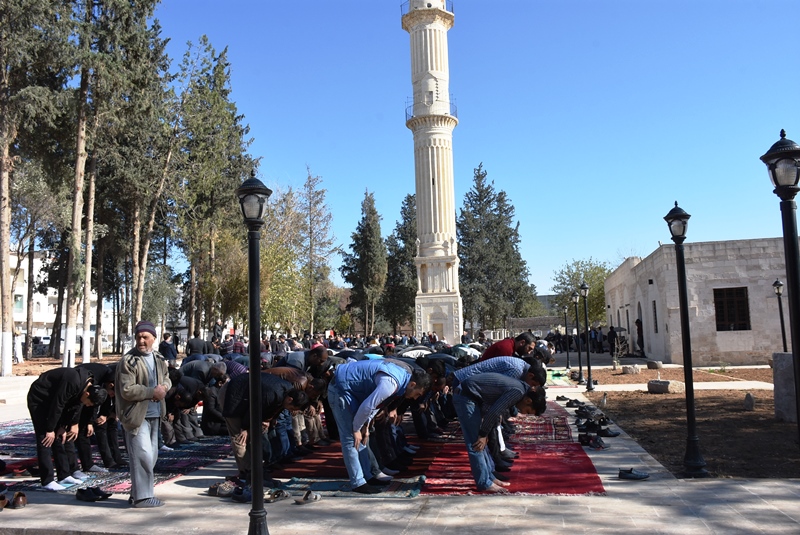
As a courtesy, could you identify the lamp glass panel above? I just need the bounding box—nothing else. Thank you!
[669,218,687,238]
[771,158,800,188]
[240,194,264,220]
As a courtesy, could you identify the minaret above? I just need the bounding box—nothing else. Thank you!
[402,0,463,345]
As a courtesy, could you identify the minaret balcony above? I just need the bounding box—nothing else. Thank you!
[405,100,458,122]
[401,0,454,17]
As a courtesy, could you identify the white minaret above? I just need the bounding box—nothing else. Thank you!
[402,0,463,345]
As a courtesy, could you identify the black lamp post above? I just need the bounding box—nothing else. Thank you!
[774,279,788,353]
[664,201,708,477]
[563,305,571,369]
[761,130,800,446]
[571,291,584,384]
[236,170,273,535]
[579,281,594,391]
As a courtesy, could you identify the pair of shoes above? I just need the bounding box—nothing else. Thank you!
[264,489,291,503]
[231,486,252,503]
[598,428,621,438]
[575,407,601,419]
[577,421,602,433]
[556,395,570,401]
[59,476,83,486]
[87,486,111,500]
[619,468,650,480]
[294,490,321,504]
[87,465,109,473]
[132,497,165,508]
[566,399,585,408]
[72,470,89,480]
[352,483,382,494]
[42,481,66,491]
[586,436,610,450]
[76,488,102,502]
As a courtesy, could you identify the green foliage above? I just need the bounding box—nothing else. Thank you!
[340,191,387,335]
[142,263,179,323]
[457,164,538,330]
[550,258,613,324]
[380,194,417,332]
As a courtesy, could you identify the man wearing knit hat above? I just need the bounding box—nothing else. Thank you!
[115,320,171,508]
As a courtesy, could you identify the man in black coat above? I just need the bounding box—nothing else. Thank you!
[186,330,207,357]
[159,333,178,367]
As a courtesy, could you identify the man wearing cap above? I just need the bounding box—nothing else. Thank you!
[115,320,171,508]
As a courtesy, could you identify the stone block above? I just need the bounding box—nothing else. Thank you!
[647,361,663,369]
[622,365,640,375]
[647,379,685,394]
[773,352,797,423]
[744,392,755,411]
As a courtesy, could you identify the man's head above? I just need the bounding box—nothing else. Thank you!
[513,332,536,356]
[516,386,547,416]
[134,321,157,353]
[163,332,171,342]
[81,383,108,408]
[224,333,231,341]
[305,377,328,400]
[521,357,547,387]
[209,362,227,381]
[282,388,310,411]
[404,369,432,399]
[193,330,200,338]
[306,345,328,367]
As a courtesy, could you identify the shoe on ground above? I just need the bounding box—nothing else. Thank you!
[556,395,569,401]
[132,497,165,508]
[598,428,621,438]
[72,470,89,480]
[587,436,609,450]
[89,486,112,500]
[43,481,66,491]
[352,483,382,494]
[76,488,101,502]
[59,476,83,485]
[87,465,109,473]
[566,399,585,408]
[619,468,650,480]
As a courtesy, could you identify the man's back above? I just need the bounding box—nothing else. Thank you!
[186,337,206,356]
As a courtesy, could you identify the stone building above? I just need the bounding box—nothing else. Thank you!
[604,238,787,366]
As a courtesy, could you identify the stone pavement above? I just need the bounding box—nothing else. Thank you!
[0,360,798,535]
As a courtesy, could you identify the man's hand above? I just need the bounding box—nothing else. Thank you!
[234,429,248,446]
[86,424,94,437]
[65,424,79,442]
[96,415,107,426]
[42,431,56,448]
[152,384,167,401]
[472,436,488,452]
[352,430,362,449]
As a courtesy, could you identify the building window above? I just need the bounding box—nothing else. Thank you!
[714,287,751,331]
[652,301,658,333]
[35,302,41,313]
[13,295,22,312]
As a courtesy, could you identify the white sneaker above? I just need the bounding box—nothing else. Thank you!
[72,470,89,479]
[59,476,83,485]
[88,465,109,473]
[375,471,393,482]
[159,444,174,452]
[43,481,66,491]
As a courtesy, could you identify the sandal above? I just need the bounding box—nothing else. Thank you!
[294,490,321,505]
[265,489,291,503]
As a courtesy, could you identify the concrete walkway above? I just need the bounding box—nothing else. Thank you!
[0,363,797,535]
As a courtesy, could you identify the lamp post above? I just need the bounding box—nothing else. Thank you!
[563,305,571,369]
[579,281,594,391]
[773,279,788,353]
[761,130,800,446]
[236,170,273,535]
[571,291,584,384]
[664,201,708,477]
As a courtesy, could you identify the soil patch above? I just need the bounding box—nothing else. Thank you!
[587,366,774,385]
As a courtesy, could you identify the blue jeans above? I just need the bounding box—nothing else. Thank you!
[452,393,495,491]
[328,381,371,489]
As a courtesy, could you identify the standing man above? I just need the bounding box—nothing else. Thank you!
[159,333,178,367]
[607,326,618,357]
[635,319,645,357]
[115,320,171,508]
[213,319,224,342]
[186,330,206,357]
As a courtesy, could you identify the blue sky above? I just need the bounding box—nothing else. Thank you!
[154,0,799,293]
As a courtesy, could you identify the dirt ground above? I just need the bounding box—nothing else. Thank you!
[13,356,800,479]
[582,365,800,479]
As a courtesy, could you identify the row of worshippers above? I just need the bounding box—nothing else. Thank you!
[26,327,550,503]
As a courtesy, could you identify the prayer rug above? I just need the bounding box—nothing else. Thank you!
[547,369,573,387]
[0,419,231,495]
[279,475,425,498]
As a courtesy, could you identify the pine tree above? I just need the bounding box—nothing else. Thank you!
[340,191,387,335]
[380,194,417,333]
[551,258,612,323]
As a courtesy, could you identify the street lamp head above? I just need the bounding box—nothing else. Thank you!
[761,130,800,200]
[571,291,579,304]
[579,281,589,298]
[563,305,568,314]
[773,278,784,296]
[236,169,273,228]
[664,201,691,242]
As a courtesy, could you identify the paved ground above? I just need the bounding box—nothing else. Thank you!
[0,355,797,534]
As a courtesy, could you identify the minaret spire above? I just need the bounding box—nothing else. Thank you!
[402,0,463,344]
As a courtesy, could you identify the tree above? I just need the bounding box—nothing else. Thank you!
[550,258,613,324]
[340,191,387,335]
[457,164,537,331]
[380,194,417,333]
[298,167,338,336]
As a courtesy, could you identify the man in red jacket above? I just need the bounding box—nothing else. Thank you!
[479,332,536,361]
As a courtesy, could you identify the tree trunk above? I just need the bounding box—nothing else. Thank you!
[25,233,34,361]
[64,64,90,368]
[95,237,106,357]
[82,156,96,362]
[188,260,196,340]
[130,205,141,323]
[0,126,14,375]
